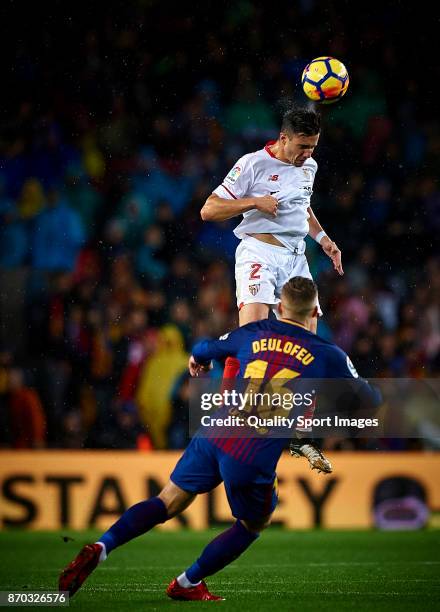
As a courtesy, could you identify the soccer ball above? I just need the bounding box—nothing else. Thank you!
[301,57,349,104]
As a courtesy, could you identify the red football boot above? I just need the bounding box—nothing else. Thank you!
[59,543,102,597]
[166,578,224,601]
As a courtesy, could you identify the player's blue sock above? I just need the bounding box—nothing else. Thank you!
[185,520,259,583]
[97,497,168,555]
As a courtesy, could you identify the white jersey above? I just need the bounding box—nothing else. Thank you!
[213,141,317,252]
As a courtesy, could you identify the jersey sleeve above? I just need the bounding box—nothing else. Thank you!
[310,160,318,186]
[212,154,254,200]
[303,159,318,202]
[329,346,382,411]
[330,346,361,379]
[192,329,242,364]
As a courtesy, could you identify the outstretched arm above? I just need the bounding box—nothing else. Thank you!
[308,207,343,275]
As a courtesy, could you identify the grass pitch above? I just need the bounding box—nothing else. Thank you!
[0,529,439,611]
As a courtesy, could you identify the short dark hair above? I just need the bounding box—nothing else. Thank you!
[281,106,321,136]
[281,276,318,313]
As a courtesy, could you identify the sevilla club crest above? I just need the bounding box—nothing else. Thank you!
[248,284,260,296]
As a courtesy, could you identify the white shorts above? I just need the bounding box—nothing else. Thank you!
[235,236,322,314]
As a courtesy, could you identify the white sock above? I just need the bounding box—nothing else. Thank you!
[177,572,201,588]
[95,542,107,563]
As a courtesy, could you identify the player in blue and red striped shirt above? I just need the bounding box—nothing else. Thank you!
[59,277,380,601]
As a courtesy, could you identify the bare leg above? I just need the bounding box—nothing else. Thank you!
[239,302,270,326]
[158,480,196,517]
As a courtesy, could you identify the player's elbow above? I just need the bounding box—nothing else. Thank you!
[200,205,211,221]
[200,196,216,221]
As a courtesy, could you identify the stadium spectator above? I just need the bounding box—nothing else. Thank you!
[136,324,188,448]
[31,187,85,271]
[0,200,27,267]
[7,368,46,449]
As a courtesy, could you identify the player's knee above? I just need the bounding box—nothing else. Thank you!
[241,515,272,533]
[158,480,195,518]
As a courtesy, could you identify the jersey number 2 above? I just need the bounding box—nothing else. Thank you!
[249,263,262,279]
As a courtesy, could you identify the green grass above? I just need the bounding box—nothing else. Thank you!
[0,529,439,611]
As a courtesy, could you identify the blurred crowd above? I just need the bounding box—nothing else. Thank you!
[0,2,438,450]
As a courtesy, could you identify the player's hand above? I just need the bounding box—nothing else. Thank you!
[254,195,278,217]
[321,236,343,275]
[188,355,212,377]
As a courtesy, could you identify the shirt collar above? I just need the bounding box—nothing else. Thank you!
[279,318,309,331]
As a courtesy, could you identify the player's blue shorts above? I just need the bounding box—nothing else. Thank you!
[170,437,278,521]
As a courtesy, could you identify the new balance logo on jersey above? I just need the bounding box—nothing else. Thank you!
[268,174,279,181]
